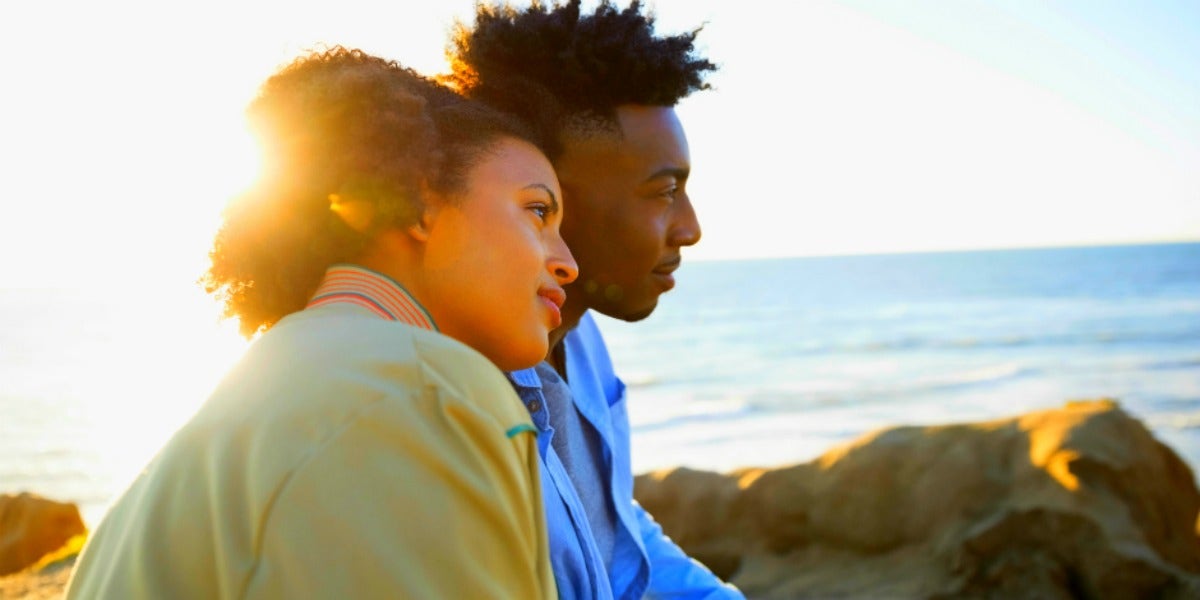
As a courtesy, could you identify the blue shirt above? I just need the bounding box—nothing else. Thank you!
[535,361,621,583]
[508,312,744,600]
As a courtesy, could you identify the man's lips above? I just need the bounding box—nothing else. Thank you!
[653,256,682,275]
[651,256,681,291]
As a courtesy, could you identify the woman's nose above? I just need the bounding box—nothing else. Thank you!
[548,236,578,285]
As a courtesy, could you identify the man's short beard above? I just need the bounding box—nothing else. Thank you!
[616,305,656,323]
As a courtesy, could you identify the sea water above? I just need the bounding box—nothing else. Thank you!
[598,242,1200,474]
[2,242,1198,526]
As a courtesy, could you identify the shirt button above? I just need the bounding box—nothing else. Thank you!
[527,400,542,412]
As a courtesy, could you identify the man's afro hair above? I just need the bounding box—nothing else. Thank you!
[445,0,716,125]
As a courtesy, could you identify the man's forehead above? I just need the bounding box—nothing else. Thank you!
[561,106,687,157]
[555,105,690,186]
[614,105,684,136]
[561,105,684,140]
[560,113,623,147]
[615,105,690,174]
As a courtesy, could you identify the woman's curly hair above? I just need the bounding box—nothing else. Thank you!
[443,0,716,148]
[203,47,546,338]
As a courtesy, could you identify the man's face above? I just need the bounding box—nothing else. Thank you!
[554,105,701,322]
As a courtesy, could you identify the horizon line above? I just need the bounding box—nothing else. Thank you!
[686,237,1200,264]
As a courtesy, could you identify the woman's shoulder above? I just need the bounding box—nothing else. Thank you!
[225,304,525,424]
[274,304,509,382]
[69,312,533,598]
[136,305,528,514]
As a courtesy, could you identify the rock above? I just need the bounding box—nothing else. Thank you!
[0,493,86,577]
[634,400,1200,599]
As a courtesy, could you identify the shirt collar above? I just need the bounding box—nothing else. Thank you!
[306,264,437,331]
[507,365,545,390]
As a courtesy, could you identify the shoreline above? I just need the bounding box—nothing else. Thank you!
[5,399,1198,598]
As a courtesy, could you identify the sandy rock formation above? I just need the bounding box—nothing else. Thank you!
[634,400,1200,599]
[0,557,74,600]
[0,493,86,577]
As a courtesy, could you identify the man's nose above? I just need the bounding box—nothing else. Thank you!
[667,193,701,247]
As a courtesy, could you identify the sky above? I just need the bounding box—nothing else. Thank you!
[1,0,1197,288]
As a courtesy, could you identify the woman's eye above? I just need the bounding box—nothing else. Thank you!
[528,203,550,222]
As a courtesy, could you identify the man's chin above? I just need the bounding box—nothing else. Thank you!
[570,278,663,323]
[598,297,658,323]
[620,307,656,322]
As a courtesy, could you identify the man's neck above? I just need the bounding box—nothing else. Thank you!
[545,300,589,377]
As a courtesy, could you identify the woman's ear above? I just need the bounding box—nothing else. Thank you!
[408,184,445,242]
[408,208,436,242]
[329,194,377,233]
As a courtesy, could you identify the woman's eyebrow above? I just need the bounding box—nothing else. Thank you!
[523,183,560,213]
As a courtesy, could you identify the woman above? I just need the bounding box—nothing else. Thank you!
[65,48,574,598]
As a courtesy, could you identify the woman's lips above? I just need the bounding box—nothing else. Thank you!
[538,287,565,328]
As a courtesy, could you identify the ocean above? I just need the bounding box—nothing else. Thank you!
[3,242,1198,526]
[602,242,1200,475]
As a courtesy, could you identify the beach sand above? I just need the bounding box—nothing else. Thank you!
[0,557,73,600]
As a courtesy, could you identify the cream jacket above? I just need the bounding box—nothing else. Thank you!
[66,303,556,599]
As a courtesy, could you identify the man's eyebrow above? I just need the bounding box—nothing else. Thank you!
[524,183,560,213]
[644,167,689,183]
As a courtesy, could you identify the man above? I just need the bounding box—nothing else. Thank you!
[446,2,744,598]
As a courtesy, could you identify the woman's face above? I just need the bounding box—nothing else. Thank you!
[420,137,578,371]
